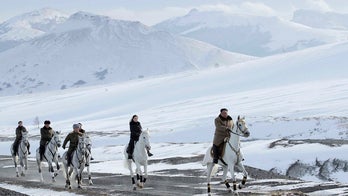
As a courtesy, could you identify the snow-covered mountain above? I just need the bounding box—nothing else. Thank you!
[154,9,348,56]
[293,9,348,30]
[0,8,68,52]
[0,11,255,96]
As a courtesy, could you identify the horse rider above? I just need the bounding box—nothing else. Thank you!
[39,120,54,161]
[13,121,31,156]
[78,122,94,160]
[127,115,153,159]
[62,124,83,166]
[212,108,233,164]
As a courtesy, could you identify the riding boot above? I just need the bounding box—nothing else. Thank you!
[13,140,19,156]
[39,144,45,161]
[147,149,153,157]
[27,142,31,155]
[128,139,135,159]
[212,144,219,164]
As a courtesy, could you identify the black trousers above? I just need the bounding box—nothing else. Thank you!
[212,144,219,160]
[13,139,20,155]
[67,147,76,165]
[128,138,139,156]
[39,144,46,160]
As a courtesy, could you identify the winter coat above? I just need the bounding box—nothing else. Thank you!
[15,126,27,140]
[129,121,142,141]
[40,126,54,146]
[63,131,82,150]
[213,115,233,146]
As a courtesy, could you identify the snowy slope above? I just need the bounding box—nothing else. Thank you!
[0,11,255,96]
[0,8,68,52]
[0,41,347,134]
[293,9,348,30]
[0,40,347,185]
[154,9,348,56]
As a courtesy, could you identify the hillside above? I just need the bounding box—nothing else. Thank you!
[154,9,348,56]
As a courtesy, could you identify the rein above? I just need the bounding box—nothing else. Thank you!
[226,120,245,163]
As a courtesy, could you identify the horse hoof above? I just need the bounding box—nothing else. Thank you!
[54,173,58,177]
[78,185,82,189]
[89,181,93,185]
[16,174,19,177]
[21,173,25,177]
[133,187,136,191]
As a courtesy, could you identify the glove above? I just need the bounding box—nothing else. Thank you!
[226,128,232,132]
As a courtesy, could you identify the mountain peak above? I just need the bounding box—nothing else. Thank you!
[0,8,68,41]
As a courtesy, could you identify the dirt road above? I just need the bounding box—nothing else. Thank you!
[0,155,347,195]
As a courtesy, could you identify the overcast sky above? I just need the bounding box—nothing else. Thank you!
[1,0,348,25]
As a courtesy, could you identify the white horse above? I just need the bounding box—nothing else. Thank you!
[124,130,151,190]
[63,135,86,189]
[36,131,62,182]
[202,116,250,195]
[84,134,93,185]
[10,131,29,177]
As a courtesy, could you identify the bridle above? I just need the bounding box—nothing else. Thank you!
[228,120,249,137]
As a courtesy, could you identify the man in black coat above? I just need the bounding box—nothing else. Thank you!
[13,121,30,156]
[39,120,54,161]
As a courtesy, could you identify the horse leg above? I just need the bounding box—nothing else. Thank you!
[87,165,93,185]
[222,165,232,192]
[237,162,248,189]
[12,155,19,177]
[37,159,44,182]
[135,164,143,188]
[74,167,83,189]
[24,155,28,170]
[20,157,25,177]
[127,159,136,190]
[206,163,214,195]
[228,164,237,193]
[48,161,56,182]
[143,163,148,185]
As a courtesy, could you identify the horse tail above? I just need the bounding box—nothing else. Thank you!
[202,146,212,166]
[123,145,130,168]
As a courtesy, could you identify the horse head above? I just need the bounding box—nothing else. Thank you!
[236,116,250,138]
[140,130,151,151]
[78,135,87,154]
[21,131,29,146]
[85,134,92,150]
[52,131,62,147]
